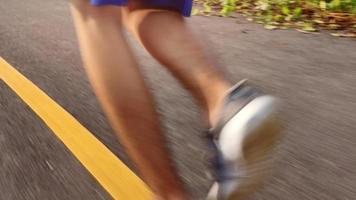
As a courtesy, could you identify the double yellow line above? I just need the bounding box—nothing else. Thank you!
[0,57,153,200]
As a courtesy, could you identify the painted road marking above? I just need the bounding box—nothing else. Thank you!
[0,57,153,200]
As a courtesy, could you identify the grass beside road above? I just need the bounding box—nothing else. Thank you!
[193,0,356,38]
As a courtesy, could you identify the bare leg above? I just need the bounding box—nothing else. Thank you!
[122,8,232,127]
[70,1,188,199]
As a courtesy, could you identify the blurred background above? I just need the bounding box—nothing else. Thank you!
[0,0,356,199]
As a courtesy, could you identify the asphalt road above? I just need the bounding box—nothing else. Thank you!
[1,0,356,199]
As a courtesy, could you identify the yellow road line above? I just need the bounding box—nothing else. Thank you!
[0,57,153,200]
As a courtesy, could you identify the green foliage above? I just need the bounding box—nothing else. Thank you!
[282,6,290,15]
[192,7,200,15]
[203,2,212,14]
[302,23,317,31]
[331,0,356,12]
[220,0,239,16]
[293,7,303,19]
[319,1,327,10]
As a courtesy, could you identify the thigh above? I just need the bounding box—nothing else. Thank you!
[71,0,123,21]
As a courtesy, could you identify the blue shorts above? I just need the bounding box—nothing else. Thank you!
[90,0,192,17]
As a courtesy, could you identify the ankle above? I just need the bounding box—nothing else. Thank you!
[155,189,190,200]
[208,81,231,127]
[151,178,190,200]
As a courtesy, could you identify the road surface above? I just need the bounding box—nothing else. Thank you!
[1,0,356,199]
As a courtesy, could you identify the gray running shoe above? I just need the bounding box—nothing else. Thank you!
[206,80,282,200]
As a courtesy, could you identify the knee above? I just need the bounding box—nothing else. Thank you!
[122,9,164,31]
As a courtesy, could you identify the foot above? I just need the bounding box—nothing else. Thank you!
[206,80,282,200]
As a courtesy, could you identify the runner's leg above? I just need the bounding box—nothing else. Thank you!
[121,6,282,200]
[122,8,231,127]
[70,1,189,199]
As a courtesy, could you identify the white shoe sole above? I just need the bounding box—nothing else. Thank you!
[206,95,282,200]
